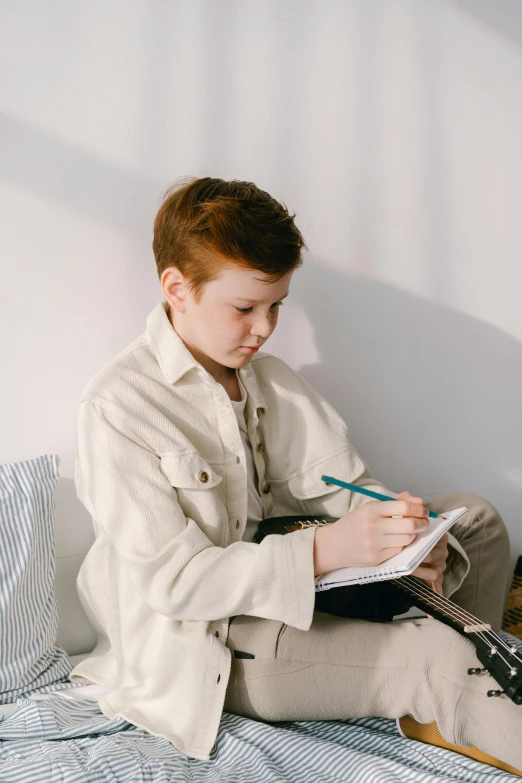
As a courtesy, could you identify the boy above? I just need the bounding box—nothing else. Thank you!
[71,177,519,767]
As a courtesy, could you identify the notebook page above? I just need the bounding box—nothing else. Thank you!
[315,506,468,590]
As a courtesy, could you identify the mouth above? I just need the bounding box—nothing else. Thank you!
[240,345,261,352]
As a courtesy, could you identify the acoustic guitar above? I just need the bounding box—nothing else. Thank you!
[255,515,522,705]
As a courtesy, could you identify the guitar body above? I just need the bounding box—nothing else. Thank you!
[256,514,522,704]
[255,515,411,622]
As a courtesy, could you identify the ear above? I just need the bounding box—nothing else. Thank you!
[161,266,188,314]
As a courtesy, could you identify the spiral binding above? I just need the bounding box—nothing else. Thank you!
[315,565,398,591]
[295,518,330,529]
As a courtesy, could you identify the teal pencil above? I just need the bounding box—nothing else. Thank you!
[321,475,440,519]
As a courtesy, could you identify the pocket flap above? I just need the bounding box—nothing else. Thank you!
[160,453,223,489]
[287,450,364,500]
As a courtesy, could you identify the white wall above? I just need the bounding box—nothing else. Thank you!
[2,0,522,582]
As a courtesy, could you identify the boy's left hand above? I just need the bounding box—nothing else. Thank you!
[410,533,449,589]
[395,491,449,590]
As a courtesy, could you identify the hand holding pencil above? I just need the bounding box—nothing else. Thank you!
[313,477,449,591]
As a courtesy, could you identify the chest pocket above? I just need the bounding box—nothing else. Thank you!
[160,452,223,489]
[270,449,365,517]
[160,452,227,546]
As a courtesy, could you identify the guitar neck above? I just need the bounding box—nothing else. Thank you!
[394,575,491,634]
[393,575,522,705]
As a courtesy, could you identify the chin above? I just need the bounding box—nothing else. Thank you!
[235,354,253,367]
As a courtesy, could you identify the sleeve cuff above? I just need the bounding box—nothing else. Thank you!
[443,531,471,598]
[280,526,317,631]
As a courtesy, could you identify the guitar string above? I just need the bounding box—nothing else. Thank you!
[400,575,521,671]
[400,575,517,657]
[400,576,521,684]
[399,573,513,653]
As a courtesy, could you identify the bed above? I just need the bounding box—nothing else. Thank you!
[1,454,520,782]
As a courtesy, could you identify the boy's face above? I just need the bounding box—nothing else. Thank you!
[162,263,293,377]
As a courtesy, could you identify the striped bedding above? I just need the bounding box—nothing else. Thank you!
[0,631,520,782]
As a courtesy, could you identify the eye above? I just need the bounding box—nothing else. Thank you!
[235,302,284,314]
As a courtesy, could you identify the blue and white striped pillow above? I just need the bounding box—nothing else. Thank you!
[0,454,77,702]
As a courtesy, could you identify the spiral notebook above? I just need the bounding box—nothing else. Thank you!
[314,506,468,592]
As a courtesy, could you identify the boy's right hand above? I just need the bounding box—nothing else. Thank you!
[313,499,430,576]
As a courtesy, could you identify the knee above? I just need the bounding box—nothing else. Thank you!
[458,493,510,555]
[412,618,479,673]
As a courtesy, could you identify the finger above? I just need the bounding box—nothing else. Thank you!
[411,563,440,581]
[419,555,446,573]
[379,533,417,549]
[419,548,444,564]
[431,533,449,552]
[422,536,449,558]
[396,491,425,505]
[383,516,429,535]
[415,562,445,582]
[431,534,449,551]
[423,545,449,565]
[376,546,406,564]
[379,501,429,519]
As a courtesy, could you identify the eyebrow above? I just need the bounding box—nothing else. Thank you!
[234,292,290,304]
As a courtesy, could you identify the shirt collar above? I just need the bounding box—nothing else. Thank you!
[145,301,267,414]
[146,301,199,385]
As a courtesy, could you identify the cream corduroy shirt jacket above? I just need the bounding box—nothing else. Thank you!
[69,301,470,760]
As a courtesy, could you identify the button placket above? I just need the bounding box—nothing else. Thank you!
[211,383,247,544]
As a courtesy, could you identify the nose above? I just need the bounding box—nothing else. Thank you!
[250,311,274,339]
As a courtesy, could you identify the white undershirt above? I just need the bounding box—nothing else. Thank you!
[229,373,266,542]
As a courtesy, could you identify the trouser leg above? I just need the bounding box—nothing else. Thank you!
[224,611,522,770]
[426,493,511,631]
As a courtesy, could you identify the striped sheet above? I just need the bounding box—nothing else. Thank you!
[0,632,520,782]
[0,455,84,703]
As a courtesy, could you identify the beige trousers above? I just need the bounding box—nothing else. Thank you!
[224,493,522,770]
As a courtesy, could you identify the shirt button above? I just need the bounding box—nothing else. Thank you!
[217,674,221,684]
[199,471,209,483]
[235,520,240,529]
[215,630,219,638]
[262,483,270,494]
[257,443,264,454]
[236,455,240,464]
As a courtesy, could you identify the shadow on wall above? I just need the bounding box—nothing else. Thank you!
[0,111,163,239]
[289,259,522,548]
[445,0,522,50]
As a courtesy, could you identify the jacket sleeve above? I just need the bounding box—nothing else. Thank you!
[75,398,316,630]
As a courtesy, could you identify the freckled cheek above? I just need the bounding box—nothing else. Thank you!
[213,315,246,342]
